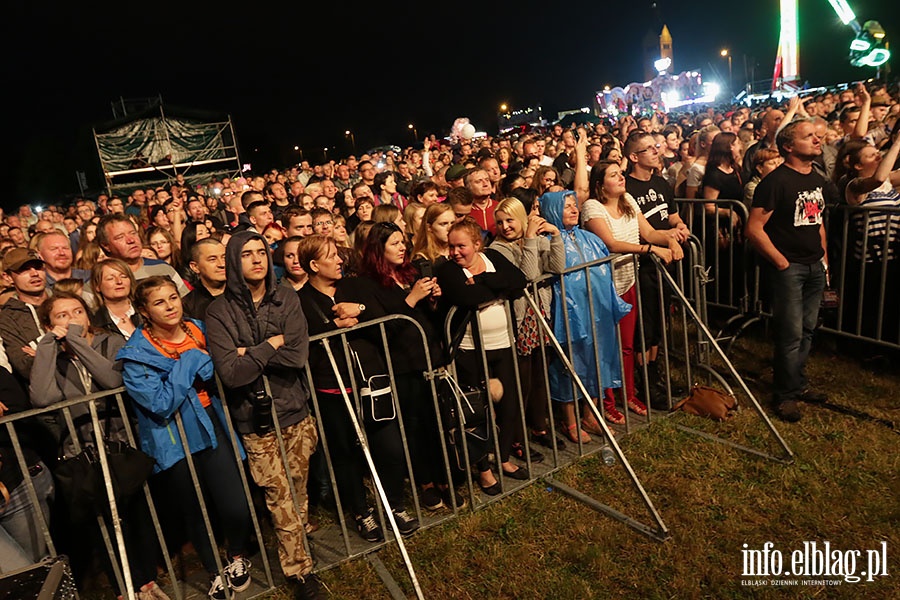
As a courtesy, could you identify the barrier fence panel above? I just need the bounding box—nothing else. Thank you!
[675,198,751,317]
[647,253,795,463]
[824,204,900,350]
[0,386,278,600]
[0,241,806,597]
[674,201,900,355]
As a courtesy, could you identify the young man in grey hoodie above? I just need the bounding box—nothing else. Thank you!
[205,230,323,599]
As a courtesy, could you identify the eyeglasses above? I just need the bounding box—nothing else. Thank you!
[636,144,661,154]
[315,220,334,227]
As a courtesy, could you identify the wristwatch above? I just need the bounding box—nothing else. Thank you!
[358,303,366,313]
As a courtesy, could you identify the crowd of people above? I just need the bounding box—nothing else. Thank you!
[0,78,897,599]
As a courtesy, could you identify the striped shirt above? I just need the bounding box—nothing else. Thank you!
[850,179,900,262]
[581,194,641,295]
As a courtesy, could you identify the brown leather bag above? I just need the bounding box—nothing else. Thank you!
[672,385,737,421]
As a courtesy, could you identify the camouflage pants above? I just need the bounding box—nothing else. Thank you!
[242,415,318,578]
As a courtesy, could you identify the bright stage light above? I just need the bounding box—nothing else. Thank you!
[827,0,856,26]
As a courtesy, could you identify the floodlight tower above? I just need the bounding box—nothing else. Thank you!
[772,0,800,90]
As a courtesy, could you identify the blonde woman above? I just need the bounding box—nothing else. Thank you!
[489,197,565,451]
[411,203,455,268]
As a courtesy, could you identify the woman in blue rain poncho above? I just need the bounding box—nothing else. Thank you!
[540,190,631,443]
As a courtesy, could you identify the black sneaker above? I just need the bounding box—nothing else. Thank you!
[294,573,325,600]
[510,443,544,464]
[224,556,251,592]
[774,400,802,422]
[207,575,227,600]
[440,487,468,511]
[420,486,445,511]
[355,508,384,542]
[390,509,420,536]
[530,430,566,451]
[799,389,827,404]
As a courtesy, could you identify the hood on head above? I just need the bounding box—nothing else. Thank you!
[224,229,277,306]
[539,191,576,232]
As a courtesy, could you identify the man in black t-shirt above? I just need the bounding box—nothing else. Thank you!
[746,120,828,423]
[624,132,690,408]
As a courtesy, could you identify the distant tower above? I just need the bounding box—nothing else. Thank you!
[773,0,799,89]
[660,24,673,71]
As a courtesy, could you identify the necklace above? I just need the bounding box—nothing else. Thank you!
[145,321,203,359]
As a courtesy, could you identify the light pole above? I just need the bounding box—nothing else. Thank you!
[345,130,356,152]
[323,147,328,161]
[720,49,733,91]
[294,145,303,162]
[408,123,418,142]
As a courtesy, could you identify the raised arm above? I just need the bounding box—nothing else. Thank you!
[28,335,64,407]
[853,84,871,140]
[573,129,590,207]
[845,133,900,205]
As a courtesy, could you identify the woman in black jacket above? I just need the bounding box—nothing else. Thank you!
[356,222,459,512]
[296,235,417,541]
[436,218,528,495]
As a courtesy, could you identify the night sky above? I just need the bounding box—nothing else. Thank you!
[5,0,895,208]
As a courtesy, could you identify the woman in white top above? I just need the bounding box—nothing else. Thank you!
[580,160,682,425]
[436,219,528,495]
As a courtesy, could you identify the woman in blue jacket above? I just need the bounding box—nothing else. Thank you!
[117,276,253,600]
[540,191,632,442]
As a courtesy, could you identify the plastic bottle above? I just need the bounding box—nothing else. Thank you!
[600,445,616,466]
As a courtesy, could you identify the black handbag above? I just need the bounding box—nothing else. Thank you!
[53,402,155,522]
[306,295,397,422]
[351,348,396,422]
[437,370,490,471]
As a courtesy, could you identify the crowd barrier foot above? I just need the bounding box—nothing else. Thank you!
[367,554,408,600]
[542,476,670,542]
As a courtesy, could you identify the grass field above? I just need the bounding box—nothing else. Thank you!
[304,328,899,600]
[72,323,897,599]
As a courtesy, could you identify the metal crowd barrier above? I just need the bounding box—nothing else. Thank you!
[0,386,273,600]
[0,247,801,598]
[675,199,900,353]
[675,198,752,315]
[824,204,900,350]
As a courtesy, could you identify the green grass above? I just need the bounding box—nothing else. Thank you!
[305,330,899,600]
[76,324,899,599]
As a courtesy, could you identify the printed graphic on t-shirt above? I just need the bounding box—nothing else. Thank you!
[634,188,669,221]
[793,187,824,226]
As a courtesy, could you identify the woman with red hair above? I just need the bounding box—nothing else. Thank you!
[356,223,461,511]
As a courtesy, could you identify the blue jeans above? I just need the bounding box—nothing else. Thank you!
[0,462,54,573]
[768,262,825,403]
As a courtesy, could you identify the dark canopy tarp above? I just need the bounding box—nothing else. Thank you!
[94,101,236,174]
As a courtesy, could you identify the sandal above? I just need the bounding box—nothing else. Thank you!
[603,397,626,425]
[562,422,591,444]
[605,407,625,425]
[627,398,648,416]
[580,416,605,436]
